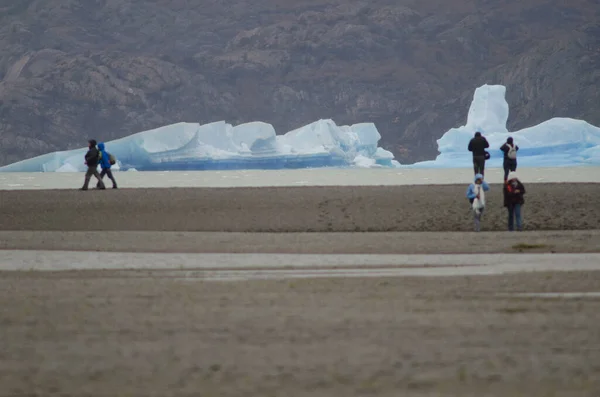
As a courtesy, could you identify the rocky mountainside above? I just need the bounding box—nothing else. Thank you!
[1,0,599,165]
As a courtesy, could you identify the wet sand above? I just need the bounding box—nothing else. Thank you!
[1,271,600,396]
[1,183,599,232]
[1,230,600,254]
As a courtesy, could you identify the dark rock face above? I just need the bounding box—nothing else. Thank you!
[1,0,599,166]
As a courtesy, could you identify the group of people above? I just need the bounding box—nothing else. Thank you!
[80,139,118,190]
[466,132,525,232]
[79,133,526,232]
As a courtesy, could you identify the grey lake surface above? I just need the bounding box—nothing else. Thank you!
[1,166,598,190]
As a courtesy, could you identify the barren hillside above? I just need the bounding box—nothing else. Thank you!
[1,0,598,165]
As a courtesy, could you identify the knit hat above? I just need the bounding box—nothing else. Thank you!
[507,172,518,181]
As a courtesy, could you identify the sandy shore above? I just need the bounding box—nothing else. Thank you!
[2,184,600,396]
[1,230,599,254]
[1,271,600,396]
[1,183,599,232]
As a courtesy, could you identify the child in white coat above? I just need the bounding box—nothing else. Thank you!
[466,173,490,232]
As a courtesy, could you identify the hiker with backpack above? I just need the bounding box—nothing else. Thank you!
[466,173,490,232]
[96,142,118,189]
[467,132,490,176]
[503,172,526,231]
[80,139,106,191]
[500,137,519,181]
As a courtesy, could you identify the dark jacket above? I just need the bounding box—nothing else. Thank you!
[500,142,519,160]
[503,180,526,207]
[468,136,490,157]
[98,142,111,169]
[85,146,100,167]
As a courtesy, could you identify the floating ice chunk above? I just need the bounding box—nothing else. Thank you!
[0,119,396,172]
[353,155,377,168]
[412,84,600,168]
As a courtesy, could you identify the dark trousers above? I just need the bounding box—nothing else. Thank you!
[97,168,117,188]
[82,166,105,190]
[503,159,517,180]
[473,155,486,176]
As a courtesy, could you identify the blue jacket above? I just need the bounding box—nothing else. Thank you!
[98,142,111,169]
[466,173,490,199]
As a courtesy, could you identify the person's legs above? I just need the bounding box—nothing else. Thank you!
[515,203,522,231]
[474,208,484,232]
[510,159,517,172]
[473,156,485,175]
[106,169,117,188]
[96,169,107,188]
[93,169,106,189]
[503,160,510,181]
[507,205,515,231]
[81,167,94,190]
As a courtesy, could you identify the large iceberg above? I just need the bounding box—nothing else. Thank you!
[2,83,600,172]
[0,120,399,172]
[414,84,600,168]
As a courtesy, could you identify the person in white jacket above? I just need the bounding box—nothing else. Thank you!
[466,173,490,232]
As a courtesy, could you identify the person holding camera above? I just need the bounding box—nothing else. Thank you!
[467,131,490,176]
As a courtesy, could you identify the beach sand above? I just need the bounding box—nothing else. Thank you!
[1,183,599,232]
[1,229,600,254]
[1,271,600,396]
[1,183,600,396]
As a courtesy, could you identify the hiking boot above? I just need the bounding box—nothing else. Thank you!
[79,187,88,191]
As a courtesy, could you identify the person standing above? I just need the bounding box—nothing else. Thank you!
[468,132,490,176]
[466,173,490,232]
[503,172,526,231]
[500,137,519,181]
[80,139,106,191]
[96,142,118,189]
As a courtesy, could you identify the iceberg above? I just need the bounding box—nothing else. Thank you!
[413,84,600,168]
[2,83,599,173]
[0,119,397,172]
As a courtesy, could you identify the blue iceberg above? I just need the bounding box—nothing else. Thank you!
[0,120,398,172]
[2,84,600,173]
[413,84,600,168]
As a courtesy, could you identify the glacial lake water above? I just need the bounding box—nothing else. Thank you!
[0,166,598,190]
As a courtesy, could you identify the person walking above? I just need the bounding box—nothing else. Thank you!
[466,173,490,232]
[80,139,106,191]
[468,132,490,176]
[500,137,519,181]
[96,142,118,189]
[503,172,526,231]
